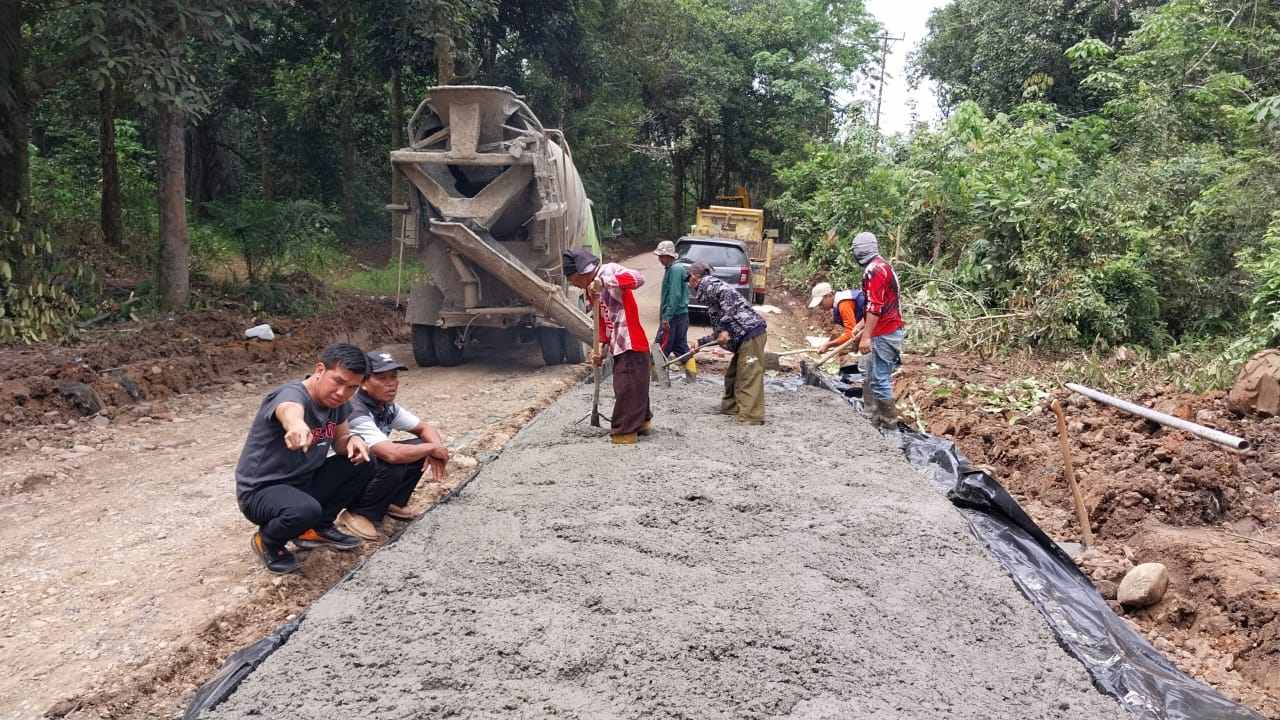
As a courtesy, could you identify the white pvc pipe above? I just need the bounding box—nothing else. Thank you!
[1065,383,1249,452]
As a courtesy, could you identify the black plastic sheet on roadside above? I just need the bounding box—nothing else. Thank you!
[801,365,1261,720]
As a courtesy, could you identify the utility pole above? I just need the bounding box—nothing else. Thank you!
[872,34,905,135]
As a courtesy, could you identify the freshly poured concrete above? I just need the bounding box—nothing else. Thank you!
[205,379,1122,719]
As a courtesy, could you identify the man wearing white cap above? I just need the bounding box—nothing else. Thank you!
[808,281,866,357]
[654,240,695,375]
[851,231,905,429]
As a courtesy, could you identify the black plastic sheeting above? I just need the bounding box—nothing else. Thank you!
[802,365,1262,720]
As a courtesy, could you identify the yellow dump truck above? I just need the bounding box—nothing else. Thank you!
[692,205,777,304]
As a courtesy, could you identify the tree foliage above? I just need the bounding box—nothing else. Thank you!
[781,0,1280,360]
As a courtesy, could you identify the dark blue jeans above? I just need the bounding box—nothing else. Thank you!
[661,312,690,358]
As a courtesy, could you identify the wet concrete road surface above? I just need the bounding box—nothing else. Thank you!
[204,378,1123,720]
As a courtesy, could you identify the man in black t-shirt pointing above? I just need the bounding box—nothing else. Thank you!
[234,343,374,574]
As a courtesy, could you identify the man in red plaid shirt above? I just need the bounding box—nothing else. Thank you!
[564,248,652,444]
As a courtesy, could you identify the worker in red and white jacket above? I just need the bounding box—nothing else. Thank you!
[563,248,652,444]
[852,231,905,430]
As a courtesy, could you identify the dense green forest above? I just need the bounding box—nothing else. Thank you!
[777,0,1280,386]
[1,0,876,339]
[2,0,1279,386]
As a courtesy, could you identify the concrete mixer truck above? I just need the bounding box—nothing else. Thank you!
[388,85,599,367]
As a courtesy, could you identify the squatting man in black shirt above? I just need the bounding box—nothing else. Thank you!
[233,343,373,575]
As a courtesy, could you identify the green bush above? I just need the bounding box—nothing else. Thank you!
[203,199,342,283]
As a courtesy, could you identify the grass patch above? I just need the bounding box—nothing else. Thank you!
[329,259,428,295]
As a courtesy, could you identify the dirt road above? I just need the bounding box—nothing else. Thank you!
[0,246,732,719]
[0,342,585,719]
[202,378,1123,719]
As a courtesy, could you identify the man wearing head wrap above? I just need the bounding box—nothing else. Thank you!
[687,261,768,425]
[851,231,905,429]
[563,248,652,444]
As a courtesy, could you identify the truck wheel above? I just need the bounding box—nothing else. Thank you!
[562,329,587,364]
[411,325,439,367]
[433,328,465,366]
[538,328,564,366]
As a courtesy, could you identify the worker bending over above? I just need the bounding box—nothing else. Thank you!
[688,261,768,425]
[334,351,450,541]
[808,281,866,359]
[234,343,373,575]
[853,231,905,429]
[564,248,653,444]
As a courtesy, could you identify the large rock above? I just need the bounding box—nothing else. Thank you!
[1228,348,1280,416]
[1118,562,1169,608]
[57,381,103,416]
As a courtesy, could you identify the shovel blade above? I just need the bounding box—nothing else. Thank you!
[649,342,670,387]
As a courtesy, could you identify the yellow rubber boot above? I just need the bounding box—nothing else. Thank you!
[684,356,698,381]
[611,433,638,445]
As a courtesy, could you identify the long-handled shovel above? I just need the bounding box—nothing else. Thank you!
[661,341,718,369]
[807,321,865,369]
[590,300,604,427]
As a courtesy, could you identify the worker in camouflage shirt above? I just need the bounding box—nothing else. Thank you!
[688,262,767,425]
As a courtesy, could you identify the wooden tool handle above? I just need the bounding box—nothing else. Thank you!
[1051,399,1094,547]
[812,321,865,367]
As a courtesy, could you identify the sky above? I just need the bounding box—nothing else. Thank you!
[858,0,949,135]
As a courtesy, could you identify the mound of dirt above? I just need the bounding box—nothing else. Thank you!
[894,355,1280,717]
[0,290,407,454]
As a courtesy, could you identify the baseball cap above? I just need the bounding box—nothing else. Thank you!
[562,247,600,277]
[366,350,408,374]
[654,240,678,258]
[808,282,834,308]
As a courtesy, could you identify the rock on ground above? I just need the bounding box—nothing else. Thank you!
[204,379,1123,720]
[1119,562,1170,608]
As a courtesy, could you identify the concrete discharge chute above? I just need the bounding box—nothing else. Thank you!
[389,85,597,368]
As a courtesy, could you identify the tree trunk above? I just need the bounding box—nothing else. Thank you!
[435,34,455,85]
[390,64,404,206]
[338,9,356,231]
[672,152,687,238]
[157,105,190,310]
[0,2,31,225]
[701,126,714,207]
[99,84,124,246]
[257,113,273,202]
[930,209,945,263]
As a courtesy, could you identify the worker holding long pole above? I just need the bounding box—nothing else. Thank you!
[688,261,768,425]
[563,248,653,445]
[809,281,866,362]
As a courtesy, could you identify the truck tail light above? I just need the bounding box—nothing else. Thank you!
[738,266,750,285]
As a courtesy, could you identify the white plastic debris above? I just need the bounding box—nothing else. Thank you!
[754,304,782,314]
[244,323,275,341]
[806,335,827,348]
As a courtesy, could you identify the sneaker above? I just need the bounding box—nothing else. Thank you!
[252,532,299,574]
[294,525,362,551]
[610,432,638,445]
[638,420,653,436]
[336,509,379,541]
